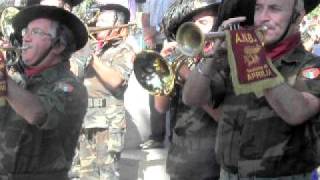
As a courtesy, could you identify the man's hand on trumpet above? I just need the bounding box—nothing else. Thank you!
[218,16,247,31]
[160,41,191,83]
[214,16,247,50]
[160,41,177,57]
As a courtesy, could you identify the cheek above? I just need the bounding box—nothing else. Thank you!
[198,24,212,33]
[22,42,48,60]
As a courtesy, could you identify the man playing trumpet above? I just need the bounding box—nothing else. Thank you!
[183,0,320,179]
[153,0,224,179]
[76,1,136,179]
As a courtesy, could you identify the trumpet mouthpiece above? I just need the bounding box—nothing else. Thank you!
[20,46,29,50]
[260,25,268,32]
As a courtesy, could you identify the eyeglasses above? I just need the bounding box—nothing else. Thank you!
[21,27,53,38]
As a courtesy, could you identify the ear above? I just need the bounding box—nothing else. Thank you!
[52,40,66,55]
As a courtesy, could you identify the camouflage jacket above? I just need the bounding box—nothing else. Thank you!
[166,86,220,179]
[214,46,320,177]
[0,62,88,175]
[82,39,135,128]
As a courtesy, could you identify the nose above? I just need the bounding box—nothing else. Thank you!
[255,8,271,24]
[22,30,32,42]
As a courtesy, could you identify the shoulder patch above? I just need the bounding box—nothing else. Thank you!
[301,68,320,79]
[56,82,74,93]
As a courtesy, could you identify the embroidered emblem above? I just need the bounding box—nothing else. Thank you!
[301,68,320,79]
[57,82,74,93]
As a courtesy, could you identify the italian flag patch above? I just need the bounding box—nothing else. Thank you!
[302,68,320,79]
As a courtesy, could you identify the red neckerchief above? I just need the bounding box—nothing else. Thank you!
[25,64,53,77]
[265,33,301,61]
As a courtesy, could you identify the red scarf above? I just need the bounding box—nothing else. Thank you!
[265,33,301,61]
[25,65,53,77]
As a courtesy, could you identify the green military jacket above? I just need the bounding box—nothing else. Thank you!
[215,46,320,177]
[0,62,87,177]
[83,39,134,129]
[167,85,220,179]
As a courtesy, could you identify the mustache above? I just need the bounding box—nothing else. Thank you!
[259,24,273,31]
[21,44,32,51]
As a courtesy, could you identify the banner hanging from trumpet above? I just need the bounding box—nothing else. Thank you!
[225,28,284,96]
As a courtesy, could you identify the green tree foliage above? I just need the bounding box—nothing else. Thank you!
[308,4,320,18]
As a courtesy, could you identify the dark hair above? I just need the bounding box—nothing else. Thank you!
[214,0,256,31]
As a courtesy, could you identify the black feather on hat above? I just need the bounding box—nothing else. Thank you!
[304,0,320,13]
[94,3,130,24]
[162,0,222,41]
[12,5,88,51]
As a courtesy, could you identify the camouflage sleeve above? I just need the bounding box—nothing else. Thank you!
[35,79,88,130]
[111,47,134,85]
[294,58,320,97]
[204,52,228,108]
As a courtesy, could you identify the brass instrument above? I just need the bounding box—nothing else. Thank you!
[134,50,175,96]
[134,22,267,95]
[133,48,193,96]
[0,46,27,51]
[176,22,268,56]
[176,22,224,56]
[0,6,19,39]
[88,23,137,33]
[0,6,24,67]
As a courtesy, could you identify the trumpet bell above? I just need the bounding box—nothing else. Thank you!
[134,50,175,96]
[0,6,19,39]
[176,22,205,57]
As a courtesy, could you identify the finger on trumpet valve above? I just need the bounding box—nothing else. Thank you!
[229,23,240,30]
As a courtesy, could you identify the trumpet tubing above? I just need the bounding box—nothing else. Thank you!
[0,46,26,51]
[176,22,268,56]
[88,23,136,33]
[133,49,194,96]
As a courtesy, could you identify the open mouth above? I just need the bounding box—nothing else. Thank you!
[21,45,32,51]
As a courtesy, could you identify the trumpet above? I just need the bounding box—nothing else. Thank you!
[134,50,175,96]
[176,22,223,57]
[134,23,268,95]
[176,22,268,56]
[0,46,27,51]
[0,6,19,40]
[88,23,137,33]
[133,48,193,96]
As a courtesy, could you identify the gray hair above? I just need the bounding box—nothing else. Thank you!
[296,0,305,13]
[50,20,77,61]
